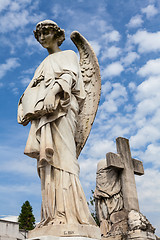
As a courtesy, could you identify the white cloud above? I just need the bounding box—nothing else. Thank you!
[138,58,160,77]
[9,82,19,95]
[100,83,127,113]
[90,18,108,34]
[101,46,121,61]
[12,87,19,95]
[109,83,127,100]
[109,123,131,139]
[127,15,143,28]
[142,144,160,168]
[0,157,37,177]
[137,99,157,116]
[128,82,137,92]
[101,81,112,95]
[0,0,10,12]
[130,30,160,53]
[79,158,98,189]
[25,35,43,56]
[79,138,116,192]
[130,75,160,148]
[22,67,35,75]
[1,38,16,54]
[9,2,21,12]
[100,99,118,113]
[51,4,62,18]
[21,77,32,86]
[25,35,39,47]
[0,10,29,33]
[0,183,40,195]
[20,68,35,86]
[0,2,45,33]
[141,4,158,18]
[124,104,134,112]
[102,30,121,43]
[136,76,160,100]
[0,144,37,177]
[136,169,160,213]
[130,124,160,148]
[102,62,124,78]
[135,168,160,235]
[89,40,101,56]
[121,52,140,66]
[0,58,20,79]
[82,139,115,159]
[134,78,160,127]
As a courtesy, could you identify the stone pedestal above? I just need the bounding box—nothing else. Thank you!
[28,237,99,240]
[27,224,101,240]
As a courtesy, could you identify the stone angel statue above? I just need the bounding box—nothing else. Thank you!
[17,20,101,236]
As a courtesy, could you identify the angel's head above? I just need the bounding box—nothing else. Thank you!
[34,20,65,48]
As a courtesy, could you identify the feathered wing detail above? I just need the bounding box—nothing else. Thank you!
[70,31,101,158]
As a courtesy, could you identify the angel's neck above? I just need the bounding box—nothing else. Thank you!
[47,45,61,55]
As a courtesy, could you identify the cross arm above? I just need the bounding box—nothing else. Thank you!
[132,158,144,176]
[106,153,144,176]
[106,152,124,170]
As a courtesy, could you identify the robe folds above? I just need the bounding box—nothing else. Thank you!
[18,50,96,226]
[94,164,123,233]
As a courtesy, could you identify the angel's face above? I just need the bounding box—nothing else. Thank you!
[37,28,57,49]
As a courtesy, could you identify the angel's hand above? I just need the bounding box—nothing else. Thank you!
[44,91,55,112]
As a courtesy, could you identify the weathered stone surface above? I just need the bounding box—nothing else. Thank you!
[128,229,156,239]
[128,210,155,233]
[94,137,157,239]
[28,224,101,239]
[102,230,157,240]
[102,236,122,240]
[94,137,145,237]
[106,152,124,170]
[99,220,111,237]
[116,137,144,212]
[109,219,128,236]
[94,157,123,236]
[110,209,127,224]
[132,158,144,175]
[18,19,101,238]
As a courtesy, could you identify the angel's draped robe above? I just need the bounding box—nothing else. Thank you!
[18,50,96,226]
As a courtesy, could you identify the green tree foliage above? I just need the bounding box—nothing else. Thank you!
[88,190,100,226]
[18,200,35,230]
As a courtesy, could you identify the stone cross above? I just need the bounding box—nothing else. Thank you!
[106,137,144,212]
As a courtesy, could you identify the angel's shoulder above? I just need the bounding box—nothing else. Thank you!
[63,50,78,59]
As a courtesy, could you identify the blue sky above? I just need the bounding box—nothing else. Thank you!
[0,0,160,236]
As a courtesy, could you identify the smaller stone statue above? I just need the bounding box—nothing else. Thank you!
[94,158,124,235]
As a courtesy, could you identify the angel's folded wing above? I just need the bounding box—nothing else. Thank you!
[70,31,101,158]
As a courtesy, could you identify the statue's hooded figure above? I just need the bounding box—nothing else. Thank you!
[18,20,96,226]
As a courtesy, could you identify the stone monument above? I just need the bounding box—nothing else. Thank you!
[17,20,101,240]
[94,137,156,240]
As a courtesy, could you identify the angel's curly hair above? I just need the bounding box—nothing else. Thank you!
[34,20,65,46]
